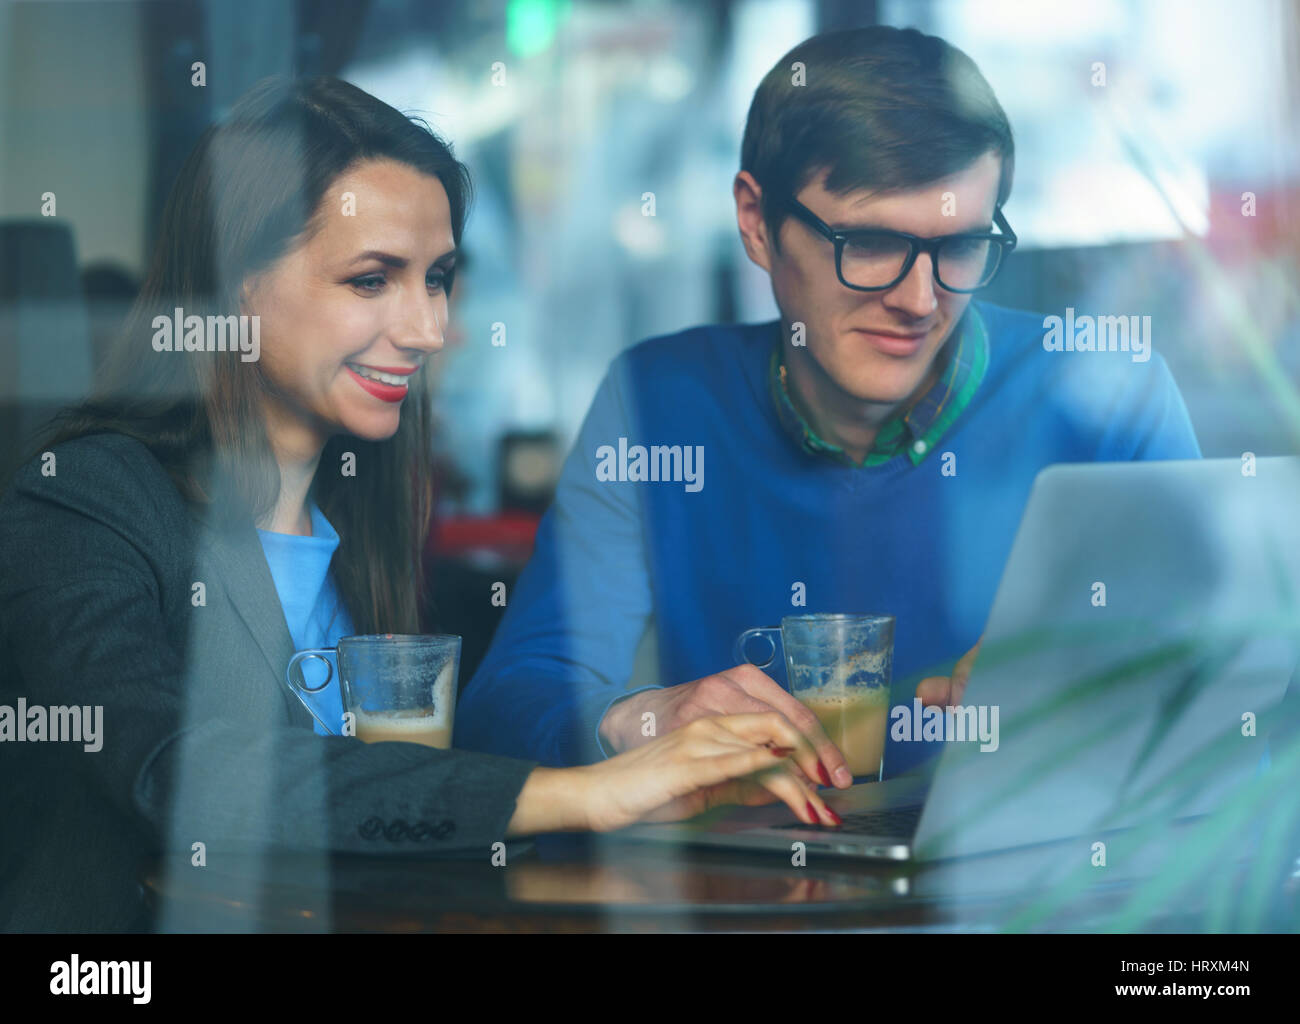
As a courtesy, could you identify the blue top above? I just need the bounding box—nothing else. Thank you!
[257,503,356,735]
[455,302,1203,774]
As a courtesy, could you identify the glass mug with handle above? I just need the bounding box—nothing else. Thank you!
[285,634,461,748]
[734,613,895,782]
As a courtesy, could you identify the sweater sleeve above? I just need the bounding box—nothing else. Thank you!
[455,356,662,766]
[0,435,538,856]
[1096,351,1203,461]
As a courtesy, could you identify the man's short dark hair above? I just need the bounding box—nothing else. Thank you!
[741,26,1015,249]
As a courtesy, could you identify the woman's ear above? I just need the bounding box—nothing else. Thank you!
[238,274,261,317]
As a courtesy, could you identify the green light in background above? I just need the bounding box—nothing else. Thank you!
[506,0,570,58]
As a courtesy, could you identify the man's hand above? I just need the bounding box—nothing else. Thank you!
[598,664,855,788]
[915,639,981,707]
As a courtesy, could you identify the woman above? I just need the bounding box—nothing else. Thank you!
[0,76,838,932]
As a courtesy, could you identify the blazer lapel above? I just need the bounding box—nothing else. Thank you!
[194,508,312,728]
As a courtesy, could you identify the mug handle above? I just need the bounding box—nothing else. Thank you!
[285,649,342,736]
[733,627,782,670]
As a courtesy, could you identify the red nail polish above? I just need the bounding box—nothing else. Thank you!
[825,806,843,826]
[770,746,794,757]
[805,800,819,824]
[817,761,831,786]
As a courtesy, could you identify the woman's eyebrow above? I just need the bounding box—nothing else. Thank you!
[348,247,458,268]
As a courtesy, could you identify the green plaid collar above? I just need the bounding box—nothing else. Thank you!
[769,305,989,468]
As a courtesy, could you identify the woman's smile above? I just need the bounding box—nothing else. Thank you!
[344,362,419,403]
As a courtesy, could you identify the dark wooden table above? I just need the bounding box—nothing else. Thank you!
[141,819,1298,932]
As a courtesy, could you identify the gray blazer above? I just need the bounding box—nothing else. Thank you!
[0,432,538,931]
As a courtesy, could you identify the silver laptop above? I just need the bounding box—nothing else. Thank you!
[617,457,1300,861]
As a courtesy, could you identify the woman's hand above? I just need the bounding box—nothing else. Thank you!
[506,712,842,837]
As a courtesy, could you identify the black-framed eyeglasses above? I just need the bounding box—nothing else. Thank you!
[781,195,1017,293]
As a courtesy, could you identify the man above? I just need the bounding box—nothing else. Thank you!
[456,26,1200,785]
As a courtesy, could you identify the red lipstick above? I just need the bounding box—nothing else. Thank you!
[346,365,410,403]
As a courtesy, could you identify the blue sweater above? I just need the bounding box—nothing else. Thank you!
[456,302,1202,774]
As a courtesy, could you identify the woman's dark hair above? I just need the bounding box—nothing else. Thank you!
[741,26,1015,248]
[37,74,472,634]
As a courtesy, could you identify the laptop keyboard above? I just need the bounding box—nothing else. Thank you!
[773,804,923,836]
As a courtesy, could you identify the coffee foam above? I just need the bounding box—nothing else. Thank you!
[788,645,891,698]
[354,707,442,729]
[800,690,889,707]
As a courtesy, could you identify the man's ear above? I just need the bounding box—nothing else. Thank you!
[733,171,774,274]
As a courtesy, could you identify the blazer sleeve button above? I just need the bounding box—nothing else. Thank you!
[384,819,410,842]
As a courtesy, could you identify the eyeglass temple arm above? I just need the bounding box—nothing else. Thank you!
[995,207,1017,247]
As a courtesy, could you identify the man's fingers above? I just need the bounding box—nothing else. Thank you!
[954,641,980,679]
[950,640,981,703]
[692,685,780,723]
[917,640,981,707]
[916,674,952,707]
[723,665,853,786]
